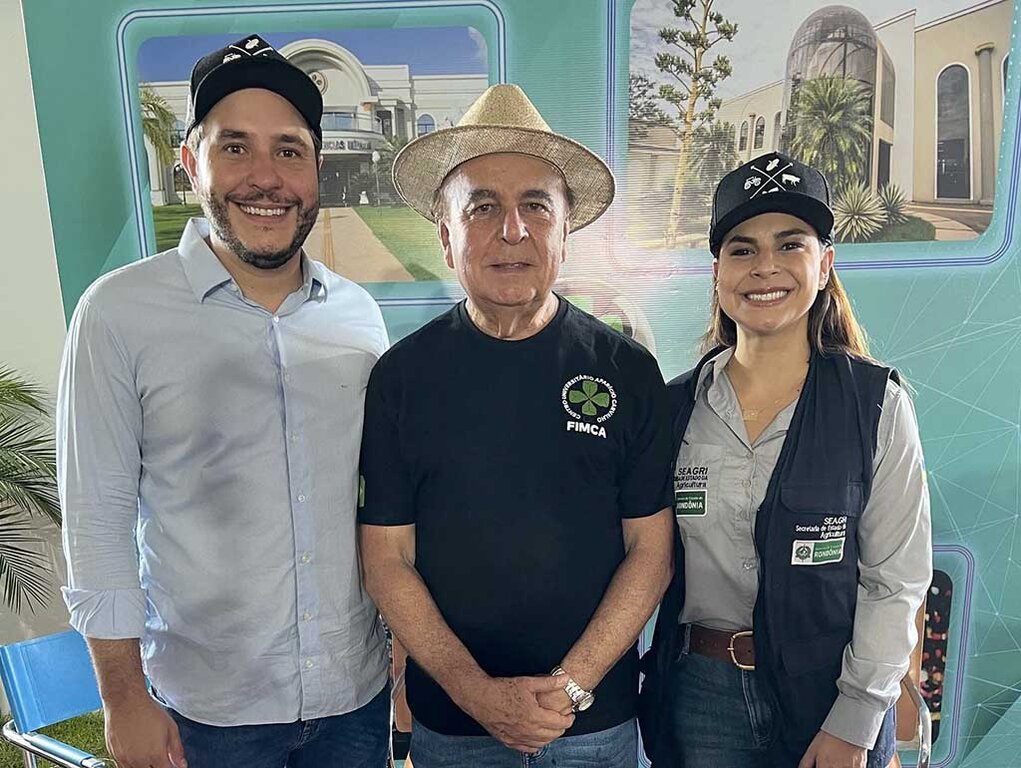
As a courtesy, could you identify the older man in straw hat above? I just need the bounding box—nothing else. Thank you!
[357,84,675,767]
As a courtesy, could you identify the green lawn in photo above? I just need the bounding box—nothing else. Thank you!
[0,711,109,767]
[153,204,203,253]
[354,206,448,281]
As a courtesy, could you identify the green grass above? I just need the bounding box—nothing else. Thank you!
[153,204,203,253]
[872,215,937,243]
[354,206,448,281]
[0,711,109,767]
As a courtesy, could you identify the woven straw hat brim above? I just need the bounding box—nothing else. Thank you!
[392,124,615,232]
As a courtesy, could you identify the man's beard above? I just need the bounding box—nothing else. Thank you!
[200,189,319,270]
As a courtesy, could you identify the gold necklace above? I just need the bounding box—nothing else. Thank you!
[740,382,804,422]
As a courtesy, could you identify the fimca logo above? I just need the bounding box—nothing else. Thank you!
[562,375,617,440]
[562,375,617,422]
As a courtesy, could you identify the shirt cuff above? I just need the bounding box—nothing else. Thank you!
[821,693,889,749]
[62,587,147,639]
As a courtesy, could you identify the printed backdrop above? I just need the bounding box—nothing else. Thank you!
[21,0,1021,765]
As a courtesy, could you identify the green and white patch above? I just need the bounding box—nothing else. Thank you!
[674,465,710,517]
[675,489,707,517]
[791,537,845,565]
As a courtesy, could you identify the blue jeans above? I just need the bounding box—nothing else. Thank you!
[410,717,638,767]
[668,648,776,768]
[166,684,390,768]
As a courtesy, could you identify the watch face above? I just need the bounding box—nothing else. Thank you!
[575,693,595,711]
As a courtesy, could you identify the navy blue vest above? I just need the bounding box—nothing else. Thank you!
[639,349,898,767]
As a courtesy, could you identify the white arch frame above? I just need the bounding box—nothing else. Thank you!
[279,39,375,105]
[934,61,974,201]
[739,120,749,152]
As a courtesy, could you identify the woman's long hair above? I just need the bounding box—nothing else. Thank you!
[701,266,875,362]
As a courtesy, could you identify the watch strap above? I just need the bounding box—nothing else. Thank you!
[550,665,592,709]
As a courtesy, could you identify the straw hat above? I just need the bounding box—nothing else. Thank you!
[392,84,615,231]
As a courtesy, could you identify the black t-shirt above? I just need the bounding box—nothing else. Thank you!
[358,297,673,736]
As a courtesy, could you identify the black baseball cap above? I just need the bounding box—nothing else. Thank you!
[708,152,833,254]
[185,34,323,141]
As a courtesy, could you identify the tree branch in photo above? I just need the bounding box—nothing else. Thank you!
[653,0,738,246]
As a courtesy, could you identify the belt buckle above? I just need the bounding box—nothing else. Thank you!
[728,630,754,670]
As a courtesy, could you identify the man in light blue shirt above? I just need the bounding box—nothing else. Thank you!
[58,34,390,768]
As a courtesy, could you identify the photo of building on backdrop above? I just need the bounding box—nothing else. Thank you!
[137,26,490,283]
[627,0,1012,251]
[136,25,661,352]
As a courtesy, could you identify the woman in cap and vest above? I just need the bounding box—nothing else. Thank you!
[639,153,932,768]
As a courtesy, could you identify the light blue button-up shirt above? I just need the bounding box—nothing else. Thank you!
[58,219,389,726]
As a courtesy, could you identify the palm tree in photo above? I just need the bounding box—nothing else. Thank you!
[664,120,740,234]
[375,136,409,204]
[140,85,178,170]
[788,75,873,194]
[689,120,739,194]
[0,367,61,613]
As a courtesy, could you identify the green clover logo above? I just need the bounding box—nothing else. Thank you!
[569,379,612,417]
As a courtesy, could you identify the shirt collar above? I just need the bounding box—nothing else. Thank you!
[178,218,327,303]
[302,254,328,302]
[697,346,798,439]
[180,219,231,302]
[696,346,735,397]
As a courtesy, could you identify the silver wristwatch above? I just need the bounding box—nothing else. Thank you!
[550,666,595,712]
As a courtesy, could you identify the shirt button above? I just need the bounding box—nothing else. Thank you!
[272,316,280,324]
[290,432,298,442]
[283,373,291,382]
[743,560,756,570]
[305,659,314,669]
[301,552,311,564]
[297,494,306,503]
[742,479,751,489]
[303,612,313,622]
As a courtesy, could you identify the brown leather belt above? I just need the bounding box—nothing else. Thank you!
[685,624,755,670]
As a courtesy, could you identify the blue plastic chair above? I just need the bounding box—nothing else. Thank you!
[0,629,405,767]
[0,629,109,768]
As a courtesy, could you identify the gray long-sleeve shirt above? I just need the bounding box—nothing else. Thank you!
[676,348,932,749]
